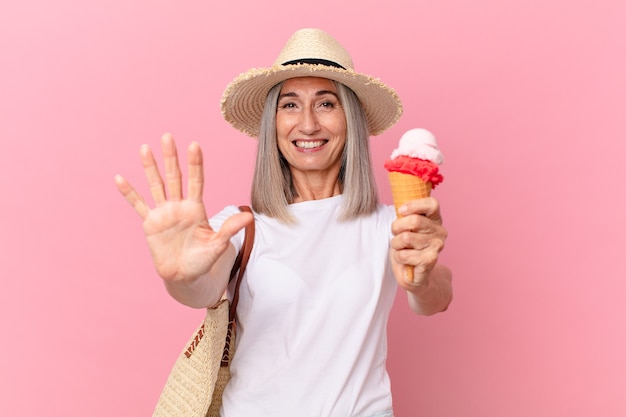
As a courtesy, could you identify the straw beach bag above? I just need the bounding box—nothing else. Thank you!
[153,206,255,417]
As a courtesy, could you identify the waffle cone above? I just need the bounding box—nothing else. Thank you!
[388,171,432,215]
[388,171,432,283]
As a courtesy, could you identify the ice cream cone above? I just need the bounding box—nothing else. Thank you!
[388,171,432,214]
[388,171,432,282]
[385,128,444,284]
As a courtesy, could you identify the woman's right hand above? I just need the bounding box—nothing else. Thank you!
[115,134,252,288]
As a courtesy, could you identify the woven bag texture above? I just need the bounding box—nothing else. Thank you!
[153,299,229,417]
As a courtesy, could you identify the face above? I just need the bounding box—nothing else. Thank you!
[276,77,347,179]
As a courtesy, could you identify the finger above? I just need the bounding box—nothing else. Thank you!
[413,250,439,276]
[215,212,254,243]
[140,144,166,204]
[114,174,150,219]
[390,223,447,253]
[390,232,433,251]
[390,249,419,284]
[391,214,438,236]
[398,197,442,221]
[391,246,438,281]
[187,142,204,202]
[161,133,183,201]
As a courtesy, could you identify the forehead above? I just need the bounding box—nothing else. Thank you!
[279,77,337,93]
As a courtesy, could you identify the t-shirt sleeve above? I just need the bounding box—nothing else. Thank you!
[382,204,397,240]
[208,205,246,253]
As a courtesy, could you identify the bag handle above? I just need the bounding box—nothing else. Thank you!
[221,206,254,366]
[228,205,254,322]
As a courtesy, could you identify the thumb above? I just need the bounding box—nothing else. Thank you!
[215,211,254,243]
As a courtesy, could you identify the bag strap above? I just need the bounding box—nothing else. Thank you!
[228,205,254,323]
[220,206,254,367]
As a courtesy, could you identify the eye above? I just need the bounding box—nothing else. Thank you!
[278,101,299,112]
[318,100,338,111]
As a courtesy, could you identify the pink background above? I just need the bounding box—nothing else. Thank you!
[1,0,625,416]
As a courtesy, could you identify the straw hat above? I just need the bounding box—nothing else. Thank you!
[220,28,403,137]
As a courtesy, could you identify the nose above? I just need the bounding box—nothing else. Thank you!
[298,106,321,135]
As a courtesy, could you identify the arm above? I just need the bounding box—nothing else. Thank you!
[115,133,253,308]
[389,197,453,315]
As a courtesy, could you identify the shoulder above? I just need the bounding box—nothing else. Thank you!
[378,203,396,218]
[362,203,396,240]
[372,203,397,224]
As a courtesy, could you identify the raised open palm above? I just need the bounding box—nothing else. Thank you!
[115,134,252,285]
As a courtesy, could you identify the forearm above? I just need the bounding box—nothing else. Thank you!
[406,263,452,316]
[163,244,236,309]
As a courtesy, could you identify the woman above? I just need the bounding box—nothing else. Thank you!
[115,28,452,417]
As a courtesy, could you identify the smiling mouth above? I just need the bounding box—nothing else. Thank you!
[294,140,328,149]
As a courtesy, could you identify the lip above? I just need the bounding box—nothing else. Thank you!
[292,139,328,151]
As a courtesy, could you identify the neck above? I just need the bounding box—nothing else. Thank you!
[291,170,342,203]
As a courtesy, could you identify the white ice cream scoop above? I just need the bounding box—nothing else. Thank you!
[390,128,444,165]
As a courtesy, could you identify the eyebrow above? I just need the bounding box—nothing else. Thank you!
[278,90,339,100]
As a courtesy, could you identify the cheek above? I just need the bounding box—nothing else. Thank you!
[327,113,347,137]
[339,122,347,138]
[275,116,289,149]
[331,120,347,144]
[277,140,290,158]
[276,114,294,139]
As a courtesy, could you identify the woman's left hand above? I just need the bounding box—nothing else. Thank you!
[390,197,447,291]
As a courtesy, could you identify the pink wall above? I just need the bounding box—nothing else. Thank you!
[1,1,625,416]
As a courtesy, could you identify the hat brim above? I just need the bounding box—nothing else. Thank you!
[221,64,403,137]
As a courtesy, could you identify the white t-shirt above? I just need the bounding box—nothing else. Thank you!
[209,195,398,417]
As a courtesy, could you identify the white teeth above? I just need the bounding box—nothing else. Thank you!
[295,140,325,149]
